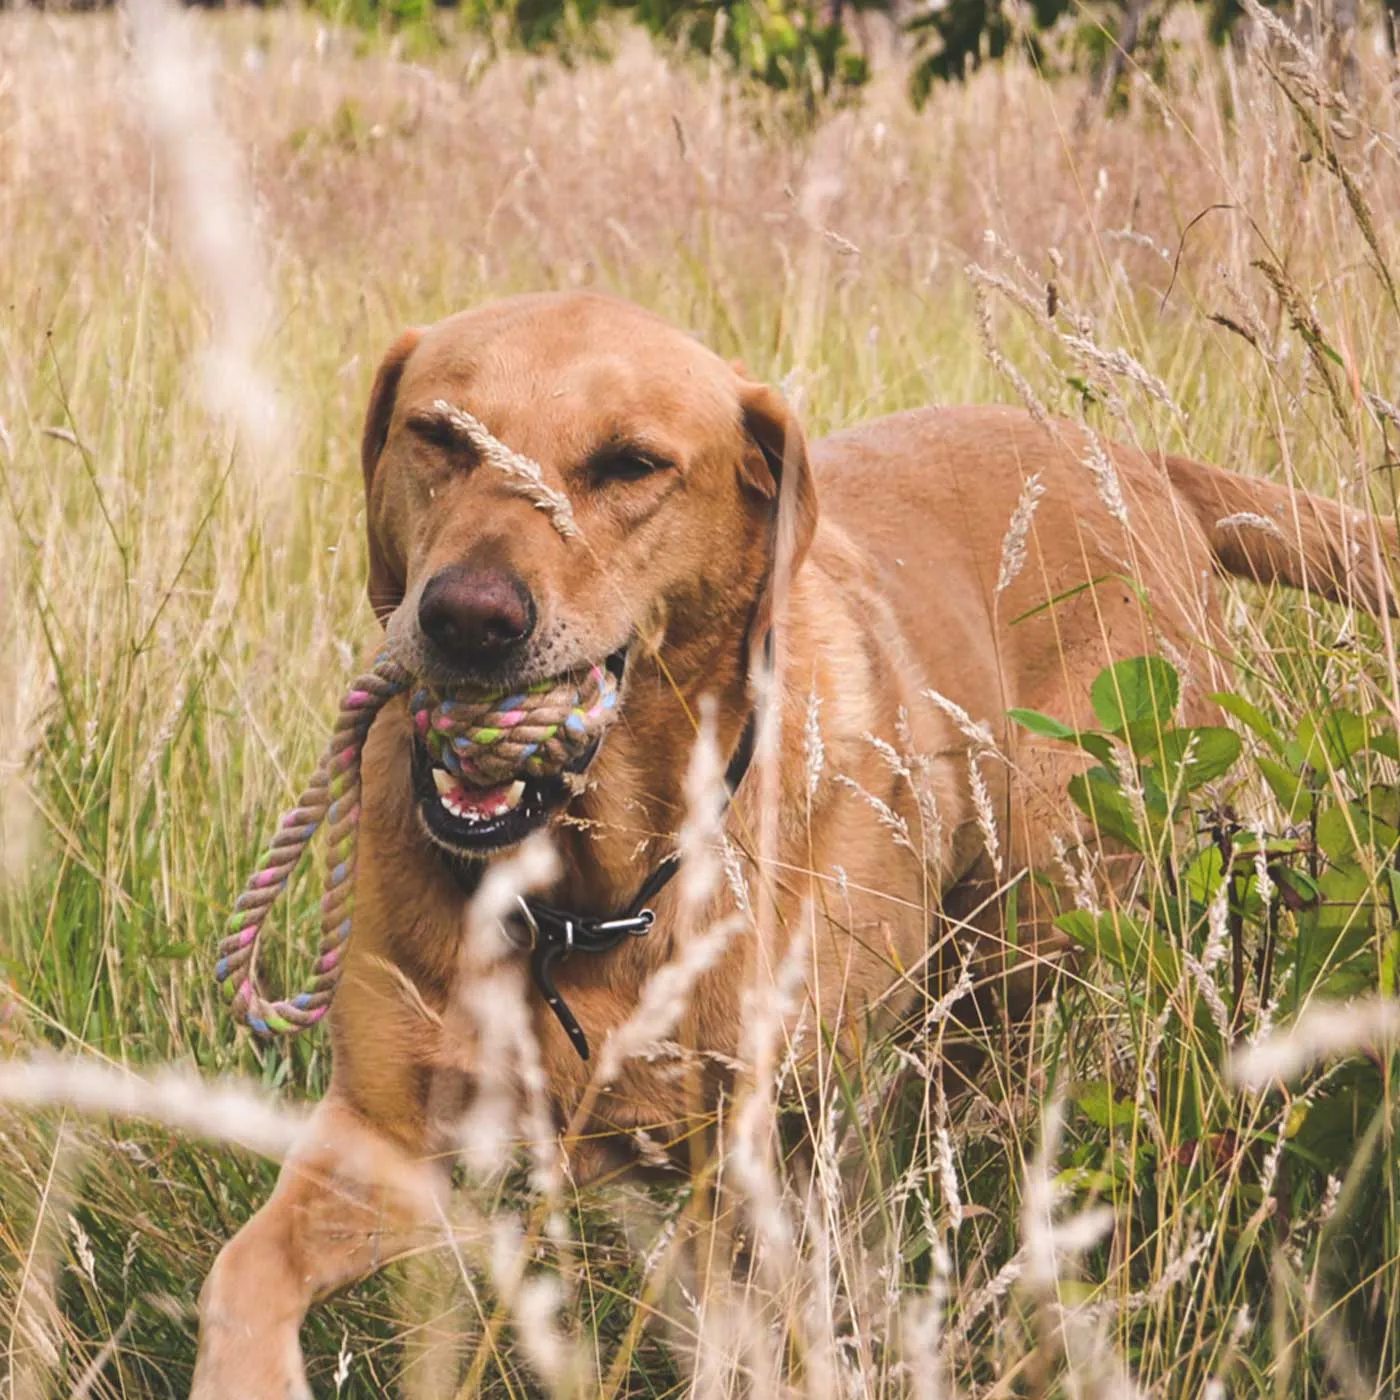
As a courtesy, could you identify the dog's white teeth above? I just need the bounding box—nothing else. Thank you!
[431,772,527,827]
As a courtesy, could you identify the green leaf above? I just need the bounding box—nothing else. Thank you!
[1073,1079,1137,1130]
[1275,866,1322,909]
[1123,714,1175,757]
[1315,801,1400,864]
[1386,871,1400,992]
[1158,726,1242,794]
[1091,656,1180,737]
[1209,691,1286,754]
[1366,784,1400,829]
[1315,805,1354,863]
[1065,374,1100,405]
[1367,729,1399,762]
[1008,708,1076,741]
[1139,762,1172,817]
[1056,907,1182,993]
[1008,575,1116,626]
[1296,865,1377,998]
[1309,330,1347,368]
[1068,768,1144,850]
[1076,731,1119,766]
[1297,710,1369,771]
[148,941,196,960]
[1008,708,1116,765]
[1289,1063,1384,1175]
[1258,755,1305,817]
[1233,831,1307,857]
[1184,845,1225,906]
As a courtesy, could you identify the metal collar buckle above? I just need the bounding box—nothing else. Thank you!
[505,896,539,952]
[514,901,657,1061]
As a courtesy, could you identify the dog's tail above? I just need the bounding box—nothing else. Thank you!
[1163,453,1398,616]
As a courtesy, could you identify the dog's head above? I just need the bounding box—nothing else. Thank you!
[360,291,818,860]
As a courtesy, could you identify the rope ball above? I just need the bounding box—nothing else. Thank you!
[411,662,618,788]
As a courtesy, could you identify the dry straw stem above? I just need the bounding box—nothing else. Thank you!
[454,834,561,1185]
[127,0,284,483]
[1215,510,1287,540]
[6,1125,82,1400]
[595,916,742,1090]
[1183,879,1233,1038]
[425,400,579,539]
[803,689,825,799]
[995,470,1046,594]
[971,277,1055,431]
[834,772,917,855]
[1241,0,1398,317]
[453,717,753,1391]
[1058,334,1186,421]
[677,696,726,910]
[728,924,810,1285]
[1020,1101,1143,1397]
[934,1081,964,1231]
[0,1057,307,1157]
[923,687,1002,874]
[1250,255,1358,448]
[1230,995,1400,1088]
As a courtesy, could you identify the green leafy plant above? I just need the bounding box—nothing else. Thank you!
[325,0,877,99]
[627,0,872,97]
[906,0,1072,102]
[1012,654,1400,1373]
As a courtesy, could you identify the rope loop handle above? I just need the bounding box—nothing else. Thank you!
[214,659,411,1035]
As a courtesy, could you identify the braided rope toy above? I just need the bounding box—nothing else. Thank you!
[411,664,617,787]
[214,656,620,1036]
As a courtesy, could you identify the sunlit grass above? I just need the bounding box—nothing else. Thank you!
[2,4,1399,1395]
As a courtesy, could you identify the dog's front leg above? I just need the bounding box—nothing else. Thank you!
[191,1092,443,1400]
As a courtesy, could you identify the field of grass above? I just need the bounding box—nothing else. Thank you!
[3,2,1400,1395]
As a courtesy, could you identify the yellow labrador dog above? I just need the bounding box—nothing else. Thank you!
[192,291,1391,1397]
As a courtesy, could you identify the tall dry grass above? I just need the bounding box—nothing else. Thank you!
[2,3,1400,1395]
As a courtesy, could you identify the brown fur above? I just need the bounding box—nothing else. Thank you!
[192,292,1393,1397]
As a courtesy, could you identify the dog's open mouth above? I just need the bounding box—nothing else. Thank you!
[411,736,601,854]
[411,647,626,857]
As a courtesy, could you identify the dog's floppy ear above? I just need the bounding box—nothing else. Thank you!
[360,328,422,625]
[736,375,819,654]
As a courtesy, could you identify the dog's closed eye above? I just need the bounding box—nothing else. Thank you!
[405,412,465,453]
[587,445,674,486]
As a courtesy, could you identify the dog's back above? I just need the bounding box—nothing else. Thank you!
[810,403,1395,1002]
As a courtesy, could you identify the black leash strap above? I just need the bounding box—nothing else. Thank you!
[518,706,760,1060]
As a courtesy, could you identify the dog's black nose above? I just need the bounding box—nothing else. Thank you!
[418,565,536,662]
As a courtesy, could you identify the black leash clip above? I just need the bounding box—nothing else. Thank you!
[514,897,655,1061]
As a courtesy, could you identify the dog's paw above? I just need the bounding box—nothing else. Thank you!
[190,1321,310,1400]
[190,1240,312,1400]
